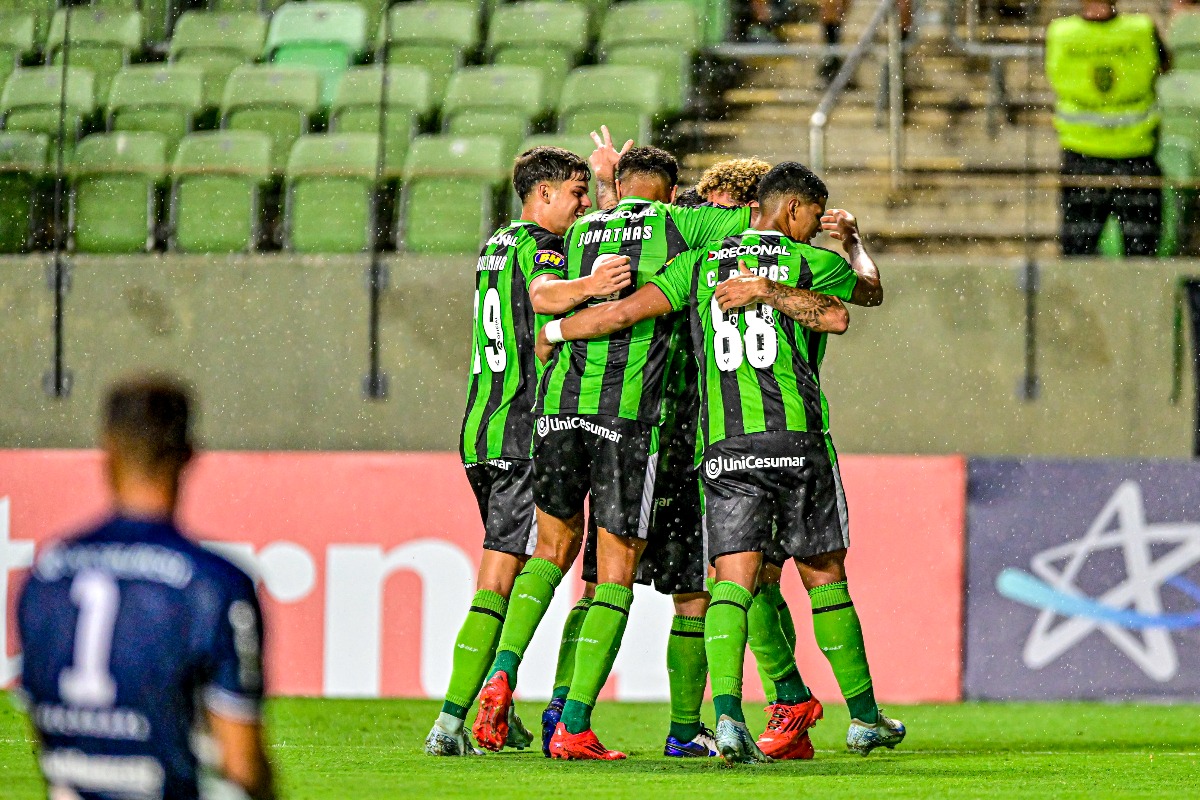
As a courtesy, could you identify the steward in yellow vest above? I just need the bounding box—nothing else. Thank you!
[1045,2,1169,256]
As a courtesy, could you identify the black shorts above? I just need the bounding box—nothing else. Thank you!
[464,458,538,557]
[533,414,658,540]
[701,431,849,564]
[580,467,706,594]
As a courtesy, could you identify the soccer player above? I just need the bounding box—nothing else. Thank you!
[426,146,633,756]
[472,146,753,760]
[536,162,904,764]
[17,376,275,800]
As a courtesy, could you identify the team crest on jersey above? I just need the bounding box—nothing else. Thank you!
[533,250,565,268]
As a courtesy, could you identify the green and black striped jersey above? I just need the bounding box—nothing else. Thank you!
[649,229,858,449]
[537,197,750,424]
[461,220,567,464]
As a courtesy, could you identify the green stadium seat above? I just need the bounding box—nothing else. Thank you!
[0,0,52,42]
[170,130,271,252]
[599,0,699,115]
[330,65,431,175]
[107,66,205,155]
[559,66,662,144]
[1,67,97,154]
[401,134,506,253]
[221,65,320,172]
[600,0,701,51]
[70,131,167,253]
[487,2,587,112]
[47,9,143,104]
[377,1,482,106]
[443,66,543,158]
[0,131,47,252]
[284,132,379,252]
[170,11,268,109]
[265,2,368,106]
[1169,13,1200,72]
[90,0,173,45]
[212,0,288,10]
[0,12,34,94]
[1156,72,1200,256]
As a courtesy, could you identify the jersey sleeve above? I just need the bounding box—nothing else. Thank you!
[200,568,265,722]
[525,228,567,285]
[807,247,858,300]
[648,250,699,311]
[668,204,752,248]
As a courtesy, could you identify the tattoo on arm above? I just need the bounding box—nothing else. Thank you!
[763,282,845,330]
[597,180,618,211]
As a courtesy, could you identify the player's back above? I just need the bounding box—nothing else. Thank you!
[463,220,566,463]
[650,230,859,447]
[19,515,263,800]
[539,198,749,424]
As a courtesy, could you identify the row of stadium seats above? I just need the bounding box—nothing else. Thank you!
[0,0,718,112]
[1,61,663,172]
[0,129,598,255]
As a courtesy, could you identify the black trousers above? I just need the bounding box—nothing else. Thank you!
[1060,150,1162,257]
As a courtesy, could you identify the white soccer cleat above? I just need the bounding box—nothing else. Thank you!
[504,705,534,750]
[846,709,906,756]
[425,714,483,756]
[715,715,773,765]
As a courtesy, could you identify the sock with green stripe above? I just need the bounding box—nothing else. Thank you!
[488,558,563,689]
[667,614,707,742]
[748,582,809,704]
[706,580,754,725]
[441,589,508,719]
[809,580,878,724]
[551,597,592,700]
[563,583,634,734]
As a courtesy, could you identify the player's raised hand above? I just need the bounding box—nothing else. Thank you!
[821,209,860,245]
[714,260,768,311]
[587,253,633,297]
[588,125,634,183]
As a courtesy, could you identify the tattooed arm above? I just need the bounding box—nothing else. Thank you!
[713,262,850,334]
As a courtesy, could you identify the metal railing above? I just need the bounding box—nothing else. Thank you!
[809,0,905,186]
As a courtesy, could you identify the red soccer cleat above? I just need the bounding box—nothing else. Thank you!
[472,673,513,752]
[548,723,627,760]
[757,697,824,760]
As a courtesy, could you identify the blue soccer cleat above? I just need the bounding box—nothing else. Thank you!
[664,724,718,757]
[846,709,906,756]
[541,697,565,757]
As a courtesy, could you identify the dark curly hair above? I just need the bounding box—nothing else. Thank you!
[615,146,678,188]
[513,146,591,202]
[757,161,829,209]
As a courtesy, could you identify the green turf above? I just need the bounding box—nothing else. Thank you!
[3,695,1196,798]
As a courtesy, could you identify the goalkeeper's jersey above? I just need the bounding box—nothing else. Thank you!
[461,220,566,464]
[537,197,750,425]
[649,230,858,449]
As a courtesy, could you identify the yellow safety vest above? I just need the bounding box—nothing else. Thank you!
[1045,14,1161,159]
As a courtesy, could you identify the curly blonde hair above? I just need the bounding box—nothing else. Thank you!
[694,157,772,206]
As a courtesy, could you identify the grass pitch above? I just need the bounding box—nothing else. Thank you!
[3,696,1196,799]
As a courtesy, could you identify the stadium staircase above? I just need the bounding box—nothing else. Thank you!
[687,0,1177,256]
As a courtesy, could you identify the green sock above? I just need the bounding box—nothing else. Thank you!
[441,589,508,718]
[748,582,805,704]
[563,583,634,734]
[667,614,706,742]
[551,597,592,700]
[488,558,563,689]
[810,580,878,724]
[706,580,753,725]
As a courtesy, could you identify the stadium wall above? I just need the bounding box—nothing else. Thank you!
[0,449,966,704]
[1,255,1196,457]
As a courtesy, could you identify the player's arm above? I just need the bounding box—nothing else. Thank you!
[208,712,275,800]
[714,261,849,334]
[538,284,675,356]
[823,209,883,307]
[529,254,632,315]
[588,125,631,211]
